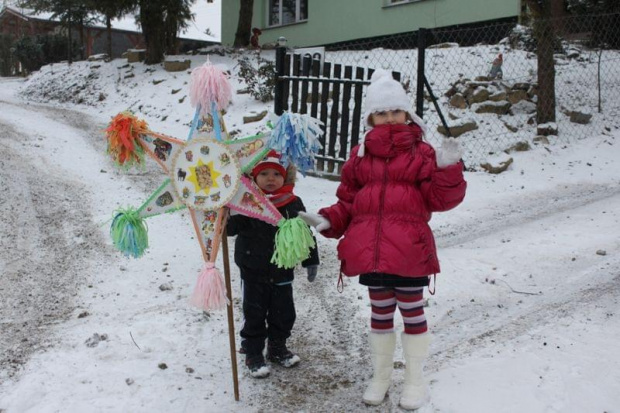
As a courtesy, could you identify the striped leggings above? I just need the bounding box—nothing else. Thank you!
[368,286,427,335]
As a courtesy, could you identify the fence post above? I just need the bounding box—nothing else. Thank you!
[274,37,287,116]
[416,28,427,119]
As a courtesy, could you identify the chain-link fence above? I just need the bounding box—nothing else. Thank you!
[310,12,620,167]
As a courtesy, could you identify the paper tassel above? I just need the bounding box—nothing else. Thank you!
[190,262,228,311]
[189,61,232,117]
[268,112,324,176]
[105,111,148,169]
[110,207,149,258]
[271,217,315,269]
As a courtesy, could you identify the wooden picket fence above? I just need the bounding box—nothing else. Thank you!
[274,51,401,177]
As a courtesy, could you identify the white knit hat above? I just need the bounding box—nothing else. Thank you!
[363,69,427,134]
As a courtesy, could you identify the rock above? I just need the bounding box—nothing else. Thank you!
[502,121,519,132]
[125,378,134,386]
[152,79,166,85]
[568,110,592,125]
[85,333,108,348]
[507,89,529,104]
[159,283,173,291]
[480,153,513,174]
[489,91,507,102]
[444,84,459,98]
[537,123,558,136]
[596,250,607,256]
[243,110,268,124]
[437,119,478,137]
[77,311,90,319]
[510,100,537,115]
[164,59,191,72]
[449,93,467,109]
[474,101,511,115]
[505,141,530,153]
[158,363,168,370]
[470,88,490,104]
[512,82,531,91]
[428,42,459,49]
[88,53,109,62]
[126,49,145,63]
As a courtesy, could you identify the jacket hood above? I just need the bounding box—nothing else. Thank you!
[363,123,424,158]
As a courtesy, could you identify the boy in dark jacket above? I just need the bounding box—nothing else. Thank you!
[227,150,319,378]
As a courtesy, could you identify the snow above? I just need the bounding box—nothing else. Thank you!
[1,46,619,413]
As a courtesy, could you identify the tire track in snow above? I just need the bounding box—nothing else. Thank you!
[428,270,620,373]
[434,182,620,248]
[0,119,107,382]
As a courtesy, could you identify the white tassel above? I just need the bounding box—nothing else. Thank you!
[357,130,372,157]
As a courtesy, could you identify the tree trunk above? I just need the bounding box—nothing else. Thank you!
[233,0,254,48]
[140,0,165,64]
[164,4,180,55]
[106,15,113,58]
[78,18,85,60]
[550,0,567,35]
[67,18,73,64]
[526,0,556,124]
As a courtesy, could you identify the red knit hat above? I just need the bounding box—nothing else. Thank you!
[251,150,287,179]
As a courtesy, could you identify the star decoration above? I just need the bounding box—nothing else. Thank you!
[105,62,323,311]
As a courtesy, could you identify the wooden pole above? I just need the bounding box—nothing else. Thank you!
[221,225,240,401]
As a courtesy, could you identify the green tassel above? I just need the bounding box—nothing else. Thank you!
[271,217,315,269]
[110,207,149,258]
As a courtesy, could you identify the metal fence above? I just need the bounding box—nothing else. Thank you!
[280,13,620,169]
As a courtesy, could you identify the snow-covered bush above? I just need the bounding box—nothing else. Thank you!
[237,54,276,102]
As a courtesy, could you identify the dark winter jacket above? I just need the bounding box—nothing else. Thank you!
[319,123,466,278]
[227,196,320,283]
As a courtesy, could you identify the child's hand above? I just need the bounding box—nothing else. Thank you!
[436,137,463,168]
[298,212,331,232]
[306,265,319,282]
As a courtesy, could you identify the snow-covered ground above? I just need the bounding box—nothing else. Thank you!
[0,49,619,413]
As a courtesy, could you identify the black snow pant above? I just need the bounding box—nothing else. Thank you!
[240,279,296,356]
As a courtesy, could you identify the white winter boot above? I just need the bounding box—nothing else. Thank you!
[362,332,397,406]
[400,332,432,410]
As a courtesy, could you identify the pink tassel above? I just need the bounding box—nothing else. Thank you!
[190,262,229,311]
[189,60,233,116]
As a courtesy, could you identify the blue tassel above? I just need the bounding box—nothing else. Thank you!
[268,112,324,176]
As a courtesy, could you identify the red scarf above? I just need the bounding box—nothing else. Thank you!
[264,184,297,208]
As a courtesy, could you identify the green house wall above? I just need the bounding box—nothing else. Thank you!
[222,0,522,48]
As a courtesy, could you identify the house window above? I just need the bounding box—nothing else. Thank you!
[269,0,308,27]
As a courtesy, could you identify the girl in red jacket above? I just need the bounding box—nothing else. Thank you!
[299,70,466,410]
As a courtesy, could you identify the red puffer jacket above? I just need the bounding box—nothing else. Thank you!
[319,123,466,278]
